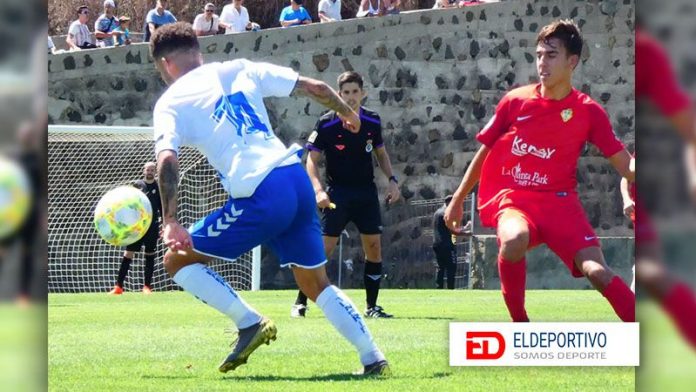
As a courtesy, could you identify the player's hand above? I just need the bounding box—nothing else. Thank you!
[444,199,464,234]
[386,181,401,204]
[623,200,635,219]
[316,190,332,209]
[161,221,192,252]
[338,110,361,133]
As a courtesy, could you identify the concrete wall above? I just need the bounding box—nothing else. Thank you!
[48,0,636,289]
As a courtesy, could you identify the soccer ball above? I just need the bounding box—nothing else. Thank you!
[0,157,32,239]
[94,186,153,246]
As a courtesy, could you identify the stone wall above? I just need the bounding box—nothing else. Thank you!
[48,0,636,289]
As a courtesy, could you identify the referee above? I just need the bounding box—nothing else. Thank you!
[108,162,162,295]
[292,71,400,318]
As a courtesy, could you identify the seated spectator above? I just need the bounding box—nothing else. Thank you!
[279,0,312,27]
[48,36,56,54]
[66,6,97,50]
[318,0,342,23]
[144,0,177,43]
[383,0,400,15]
[113,16,132,46]
[94,0,119,47]
[193,3,220,36]
[356,0,382,17]
[432,0,457,8]
[220,0,260,34]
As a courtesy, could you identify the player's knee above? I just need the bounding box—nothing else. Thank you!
[498,231,529,261]
[580,261,613,289]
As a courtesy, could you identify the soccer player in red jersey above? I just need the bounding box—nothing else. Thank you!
[445,19,635,322]
[620,27,696,348]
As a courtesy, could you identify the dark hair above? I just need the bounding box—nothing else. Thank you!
[536,19,583,56]
[150,22,200,59]
[77,5,89,14]
[293,0,304,5]
[337,71,364,90]
[444,195,453,205]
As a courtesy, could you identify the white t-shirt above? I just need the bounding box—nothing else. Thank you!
[154,60,302,199]
[219,4,249,34]
[68,20,92,47]
[318,0,342,21]
[193,13,220,34]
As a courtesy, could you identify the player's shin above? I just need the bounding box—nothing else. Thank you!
[498,256,529,322]
[173,263,262,328]
[315,285,386,365]
[661,282,696,348]
[601,276,635,322]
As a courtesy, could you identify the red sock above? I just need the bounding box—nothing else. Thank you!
[661,283,696,349]
[601,276,635,322]
[498,256,529,322]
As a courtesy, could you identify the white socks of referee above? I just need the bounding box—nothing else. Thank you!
[173,263,262,329]
[316,285,386,366]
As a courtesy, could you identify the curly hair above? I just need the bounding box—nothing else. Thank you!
[536,19,584,56]
[149,22,200,59]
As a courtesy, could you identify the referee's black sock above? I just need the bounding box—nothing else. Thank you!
[295,290,308,306]
[116,256,132,287]
[364,260,382,309]
[144,254,155,287]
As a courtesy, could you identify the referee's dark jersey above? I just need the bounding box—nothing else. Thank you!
[306,107,383,187]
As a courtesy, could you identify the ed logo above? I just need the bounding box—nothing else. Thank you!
[466,332,506,360]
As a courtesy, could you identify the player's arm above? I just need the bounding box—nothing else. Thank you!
[306,149,331,209]
[445,144,490,233]
[374,146,400,204]
[157,150,179,225]
[607,149,634,182]
[666,108,696,197]
[620,177,634,218]
[291,77,360,133]
[157,150,192,251]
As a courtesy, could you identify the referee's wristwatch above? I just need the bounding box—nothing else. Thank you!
[389,175,399,184]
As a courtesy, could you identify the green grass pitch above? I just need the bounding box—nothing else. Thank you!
[49,289,636,391]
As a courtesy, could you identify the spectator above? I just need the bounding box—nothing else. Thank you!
[113,16,132,46]
[356,0,382,17]
[48,36,56,54]
[144,0,177,43]
[383,0,400,15]
[318,0,342,23]
[94,0,119,47]
[66,6,96,50]
[220,0,258,34]
[279,0,312,28]
[193,3,220,36]
[432,0,457,9]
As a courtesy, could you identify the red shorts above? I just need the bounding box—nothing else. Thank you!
[633,197,658,245]
[479,189,601,277]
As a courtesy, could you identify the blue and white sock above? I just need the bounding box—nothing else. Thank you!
[316,285,386,365]
[173,263,261,329]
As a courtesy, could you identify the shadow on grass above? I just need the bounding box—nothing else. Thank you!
[222,371,452,382]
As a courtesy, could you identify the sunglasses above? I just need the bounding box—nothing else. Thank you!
[80,11,90,15]
[205,9,214,12]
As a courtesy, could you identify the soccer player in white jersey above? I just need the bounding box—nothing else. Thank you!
[149,22,390,376]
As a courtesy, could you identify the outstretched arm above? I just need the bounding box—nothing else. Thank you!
[291,77,360,133]
[607,149,634,182]
[445,145,490,233]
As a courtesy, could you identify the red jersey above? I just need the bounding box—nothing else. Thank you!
[636,29,691,116]
[476,84,624,210]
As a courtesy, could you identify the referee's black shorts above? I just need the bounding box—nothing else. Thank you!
[126,222,160,253]
[322,185,382,237]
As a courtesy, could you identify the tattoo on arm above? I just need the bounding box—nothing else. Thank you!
[157,152,180,223]
[292,77,352,116]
